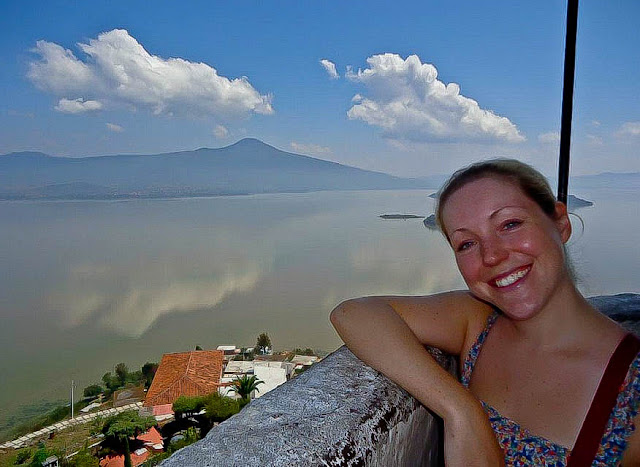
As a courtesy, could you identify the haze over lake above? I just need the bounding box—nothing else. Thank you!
[1,186,639,432]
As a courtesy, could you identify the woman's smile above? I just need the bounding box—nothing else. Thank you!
[491,264,532,288]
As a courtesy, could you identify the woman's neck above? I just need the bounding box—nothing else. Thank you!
[506,279,602,351]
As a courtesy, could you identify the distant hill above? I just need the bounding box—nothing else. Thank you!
[0,139,436,200]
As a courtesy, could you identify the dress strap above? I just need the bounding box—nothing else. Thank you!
[460,310,500,388]
[567,332,640,467]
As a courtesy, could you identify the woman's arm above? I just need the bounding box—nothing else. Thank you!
[330,291,504,466]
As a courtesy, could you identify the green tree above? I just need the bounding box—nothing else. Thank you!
[255,333,271,355]
[231,375,264,401]
[102,372,119,393]
[114,363,129,387]
[195,345,203,350]
[83,384,103,399]
[102,411,155,467]
[203,393,239,421]
[172,395,205,418]
[141,362,158,388]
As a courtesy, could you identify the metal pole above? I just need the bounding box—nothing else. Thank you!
[558,0,579,204]
[71,380,74,419]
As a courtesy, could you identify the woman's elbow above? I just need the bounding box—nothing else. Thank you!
[330,297,375,328]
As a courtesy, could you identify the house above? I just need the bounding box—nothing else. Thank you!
[136,426,164,452]
[216,345,240,361]
[99,450,149,467]
[223,360,254,375]
[99,426,164,467]
[253,365,287,399]
[143,350,224,416]
[42,457,59,467]
[290,355,320,373]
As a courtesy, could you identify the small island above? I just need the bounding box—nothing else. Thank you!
[379,214,425,220]
[423,214,437,230]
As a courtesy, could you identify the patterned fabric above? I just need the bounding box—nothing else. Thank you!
[460,310,640,466]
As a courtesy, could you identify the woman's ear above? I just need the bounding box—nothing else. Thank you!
[554,201,572,243]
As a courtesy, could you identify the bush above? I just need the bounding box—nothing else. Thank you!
[202,394,239,424]
[83,384,103,399]
[14,448,32,464]
[172,395,205,418]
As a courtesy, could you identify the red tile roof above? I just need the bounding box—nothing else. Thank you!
[144,350,224,407]
[99,450,149,467]
[136,426,164,447]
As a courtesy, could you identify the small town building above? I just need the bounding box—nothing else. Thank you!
[253,365,287,399]
[136,426,164,452]
[42,456,59,467]
[143,350,224,416]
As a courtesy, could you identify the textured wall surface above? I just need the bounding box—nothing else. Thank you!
[161,293,640,467]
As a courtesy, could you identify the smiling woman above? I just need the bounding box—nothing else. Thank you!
[330,159,640,466]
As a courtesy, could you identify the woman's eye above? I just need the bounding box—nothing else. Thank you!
[503,220,522,230]
[457,241,474,252]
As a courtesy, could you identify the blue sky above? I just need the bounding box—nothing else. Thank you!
[1,0,638,176]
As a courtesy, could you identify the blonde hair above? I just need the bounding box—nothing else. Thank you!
[435,159,557,238]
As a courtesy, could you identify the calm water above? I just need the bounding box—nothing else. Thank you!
[0,188,638,429]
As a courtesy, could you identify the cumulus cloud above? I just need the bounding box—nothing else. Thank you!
[28,29,273,118]
[616,121,640,137]
[290,141,332,156]
[538,131,560,144]
[55,97,103,114]
[319,59,339,79]
[106,122,123,132]
[213,124,229,139]
[346,54,525,143]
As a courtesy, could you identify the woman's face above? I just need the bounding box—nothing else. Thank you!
[441,176,572,320]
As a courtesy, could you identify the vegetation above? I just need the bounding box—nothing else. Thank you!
[172,396,205,419]
[231,375,264,401]
[255,333,271,355]
[82,385,103,399]
[102,411,156,467]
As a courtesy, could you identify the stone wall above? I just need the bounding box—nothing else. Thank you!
[161,345,455,467]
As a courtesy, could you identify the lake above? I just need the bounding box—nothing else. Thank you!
[1,187,638,432]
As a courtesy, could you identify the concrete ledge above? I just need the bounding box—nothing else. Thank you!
[162,346,455,467]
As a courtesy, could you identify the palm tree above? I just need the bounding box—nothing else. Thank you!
[231,375,264,401]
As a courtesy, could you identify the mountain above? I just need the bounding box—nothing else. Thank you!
[0,138,436,200]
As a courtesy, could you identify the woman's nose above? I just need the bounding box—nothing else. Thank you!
[481,238,508,266]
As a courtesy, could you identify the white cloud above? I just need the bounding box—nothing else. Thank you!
[616,121,640,137]
[586,134,603,145]
[319,59,339,79]
[106,122,123,132]
[591,120,601,127]
[538,131,560,144]
[54,97,103,114]
[28,29,273,119]
[290,141,332,156]
[213,124,229,139]
[345,54,525,143]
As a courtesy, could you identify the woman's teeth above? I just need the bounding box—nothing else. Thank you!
[495,267,530,288]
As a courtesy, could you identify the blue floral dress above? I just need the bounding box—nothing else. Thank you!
[460,311,640,466]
